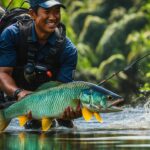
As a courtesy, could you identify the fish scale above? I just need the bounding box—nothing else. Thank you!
[4,82,88,120]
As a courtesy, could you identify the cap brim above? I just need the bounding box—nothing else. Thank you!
[39,1,66,9]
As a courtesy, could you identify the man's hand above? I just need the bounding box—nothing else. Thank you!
[62,104,82,120]
[0,67,32,101]
[17,90,32,101]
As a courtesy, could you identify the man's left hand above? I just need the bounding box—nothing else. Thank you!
[62,105,82,120]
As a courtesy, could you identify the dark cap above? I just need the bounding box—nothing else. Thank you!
[29,0,66,9]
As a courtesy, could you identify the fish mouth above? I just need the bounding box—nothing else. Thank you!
[89,98,124,113]
[108,98,124,108]
[98,98,124,113]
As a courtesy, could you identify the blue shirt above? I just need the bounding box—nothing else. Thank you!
[0,23,77,83]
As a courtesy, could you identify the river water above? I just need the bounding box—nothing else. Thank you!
[1,102,150,150]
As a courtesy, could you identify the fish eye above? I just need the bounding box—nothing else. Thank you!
[107,95,113,100]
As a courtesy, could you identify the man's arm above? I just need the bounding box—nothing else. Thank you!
[57,38,78,82]
[0,67,31,100]
[0,24,32,100]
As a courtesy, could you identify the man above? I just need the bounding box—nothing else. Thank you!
[0,0,81,129]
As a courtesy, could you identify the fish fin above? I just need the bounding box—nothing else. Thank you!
[27,111,32,120]
[94,112,103,123]
[36,81,62,91]
[82,107,93,121]
[0,110,10,131]
[18,116,28,127]
[42,118,52,131]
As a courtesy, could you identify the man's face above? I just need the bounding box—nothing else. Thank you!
[32,6,61,34]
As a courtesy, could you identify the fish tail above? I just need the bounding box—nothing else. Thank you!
[0,110,9,131]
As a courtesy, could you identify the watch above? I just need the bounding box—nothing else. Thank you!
[13,88,24,99]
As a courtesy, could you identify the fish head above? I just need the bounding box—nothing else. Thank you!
[80,84,124,113]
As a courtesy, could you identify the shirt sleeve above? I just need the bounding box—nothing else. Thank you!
[0,24,18,67]
[57,37,77,82]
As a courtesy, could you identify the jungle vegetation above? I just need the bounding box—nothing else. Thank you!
[0,0,150,105]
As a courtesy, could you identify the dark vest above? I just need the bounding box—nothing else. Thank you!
[12,20,66,90]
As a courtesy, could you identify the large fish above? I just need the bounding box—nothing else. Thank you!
[0,81,123,131]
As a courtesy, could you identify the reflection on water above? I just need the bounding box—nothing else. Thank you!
[1,129,150,150]
[1,106,150,149]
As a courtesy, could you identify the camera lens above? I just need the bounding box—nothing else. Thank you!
[24,63,35,74]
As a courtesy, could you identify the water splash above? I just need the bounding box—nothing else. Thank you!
[75,99,150,130]
[144,98,150,121]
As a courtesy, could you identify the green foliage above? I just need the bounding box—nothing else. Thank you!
[79,15,107,49]
[61,10,77,44]
[1,0,29,9]
[76,43,94,70]
[96,12,148,60]
[96,54,125,80]
[140,83,150,93]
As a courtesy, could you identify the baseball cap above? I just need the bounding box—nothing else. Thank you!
[29,0,66,9]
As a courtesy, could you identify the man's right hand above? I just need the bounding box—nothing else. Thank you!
[0,67,32,101]
[17,90,32,101]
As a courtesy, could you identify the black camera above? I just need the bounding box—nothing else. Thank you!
[24,63,52,83]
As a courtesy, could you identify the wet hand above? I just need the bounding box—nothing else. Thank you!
[62,105,82,120]
[17,90,32,101]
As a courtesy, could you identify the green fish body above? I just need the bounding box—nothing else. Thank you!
[0,81,123,131]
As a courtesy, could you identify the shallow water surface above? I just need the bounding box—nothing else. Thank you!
[1,106,150,150]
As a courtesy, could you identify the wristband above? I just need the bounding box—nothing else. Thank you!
[13,88,24,99]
